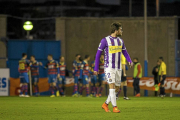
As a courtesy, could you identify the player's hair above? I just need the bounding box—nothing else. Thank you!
[133,58,139,61]
[85,55,90,59]
[31,55,35,58]
[159,57,164,61]
[76,54,80,57]
[79,57,83,62]
[101,54,104,56]
[22,53,27,57]
[48,54,53,58]
[110,22,122,33]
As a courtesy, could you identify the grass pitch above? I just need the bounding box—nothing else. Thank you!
[0,96,179,120]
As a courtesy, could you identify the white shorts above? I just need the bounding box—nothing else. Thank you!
[105,68,122,86]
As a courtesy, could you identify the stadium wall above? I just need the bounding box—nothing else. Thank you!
[0,15,7,68]
[56,17,178,76]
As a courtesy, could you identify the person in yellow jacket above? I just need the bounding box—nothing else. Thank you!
[116,54,130,100]
[133,58,142,97]
[158,57,166,98]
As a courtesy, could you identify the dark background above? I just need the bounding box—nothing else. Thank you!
[0,0,180,40]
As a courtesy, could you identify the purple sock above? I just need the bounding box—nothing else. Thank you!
[73,85,78,94]
[93,87,96,95]
[59,87,64,95]
[90,86,94,94]
[20,85,24,95]
[117,88,121,97]
[75,85,78,93]
[34,85,38,94]
[99,87,104,94]
[80,87,85,95]
[96,87,99,95]
[50,86,54,95]
[53,86,57,95]
[37,85,39,92]
[24,85,28,95]
[86,87,89,96]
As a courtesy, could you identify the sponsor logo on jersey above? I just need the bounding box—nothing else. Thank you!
[109,46,122,53]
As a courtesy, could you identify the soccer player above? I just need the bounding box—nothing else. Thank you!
[72,54,82,96]
[117,54,130,100]
[58,56,66,96]
[44,54,60,97]
[94,22,133,113]
[30,55,42,96]
[19,53,30,97]
[98,54,105,97]
[133,58,142,97]
[79,55,91,97]
[90,59,98,97]
[158,57,166,98]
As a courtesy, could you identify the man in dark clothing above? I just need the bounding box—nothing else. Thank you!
[152,61,160,96]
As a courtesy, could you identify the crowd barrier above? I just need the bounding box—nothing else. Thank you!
[9,77,180,96]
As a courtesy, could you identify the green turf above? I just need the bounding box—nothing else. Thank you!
[0,96,180,120]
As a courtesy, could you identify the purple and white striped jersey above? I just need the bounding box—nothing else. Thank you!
[94,35,132,71]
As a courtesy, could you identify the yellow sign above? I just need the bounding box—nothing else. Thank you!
[109,46,122,53]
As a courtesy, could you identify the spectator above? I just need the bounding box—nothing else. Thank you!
[152,60,160,96]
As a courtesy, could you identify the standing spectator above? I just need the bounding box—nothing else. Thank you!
[133,58,142,97]
[158,57,167,98]
[152,60,160,96]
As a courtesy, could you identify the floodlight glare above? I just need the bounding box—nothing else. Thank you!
[23,21,33,31]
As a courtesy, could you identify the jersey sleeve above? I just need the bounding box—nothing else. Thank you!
[73,61,77,69]
[98,38,106,51]
[122,40,126,50]
[94,38,106,71]
[121,39,132,63]
[56,61,59,68]
[36,62,39,68]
